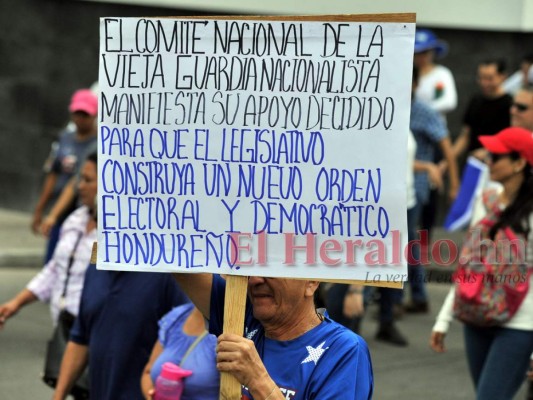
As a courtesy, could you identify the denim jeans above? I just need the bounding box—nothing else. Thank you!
[325,284,362,333]
[407,203,427,303]
[463,324,533,400]
[377,287,402,323]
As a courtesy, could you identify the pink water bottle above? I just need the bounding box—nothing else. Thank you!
[154,362,193,400]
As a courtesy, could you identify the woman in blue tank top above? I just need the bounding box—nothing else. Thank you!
[141,303,219,400]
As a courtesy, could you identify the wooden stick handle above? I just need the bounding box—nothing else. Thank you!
[90,242,98,264]
[219,275,248,400]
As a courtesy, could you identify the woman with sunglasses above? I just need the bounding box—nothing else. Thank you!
[430,127,533,400]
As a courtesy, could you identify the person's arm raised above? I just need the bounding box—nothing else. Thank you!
[172,273,213,319]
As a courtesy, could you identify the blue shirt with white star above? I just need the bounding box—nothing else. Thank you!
[209,275,374,400]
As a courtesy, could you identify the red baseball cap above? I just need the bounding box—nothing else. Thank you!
[69,89,98,116]
[479,127,533,166]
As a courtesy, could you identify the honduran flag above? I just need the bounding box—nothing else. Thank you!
[444,157,488,231]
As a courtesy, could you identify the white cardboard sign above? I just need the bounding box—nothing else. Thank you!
[97,17,414,282]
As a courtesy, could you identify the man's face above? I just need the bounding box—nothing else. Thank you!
[247,277,318,326]
[511,90,533,130]
[71,111,96,135]
[477,64,505,97]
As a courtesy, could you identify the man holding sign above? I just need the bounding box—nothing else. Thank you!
[96,13,417,399]
[174,273,374,399]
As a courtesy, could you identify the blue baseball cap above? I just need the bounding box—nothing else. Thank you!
[414,29,448,59]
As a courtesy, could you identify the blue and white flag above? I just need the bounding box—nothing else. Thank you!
[444,157,488,231]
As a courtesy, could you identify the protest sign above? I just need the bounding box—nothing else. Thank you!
[97,14,415,286]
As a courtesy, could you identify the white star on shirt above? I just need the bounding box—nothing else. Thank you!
[245,328,258,340]
[301,341,329,365]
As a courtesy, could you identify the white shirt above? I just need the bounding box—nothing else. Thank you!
[416,65,457,117]
[26,206,96,325]
[406,130,417,209]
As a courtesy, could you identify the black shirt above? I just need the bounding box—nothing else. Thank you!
[463,93,513,152]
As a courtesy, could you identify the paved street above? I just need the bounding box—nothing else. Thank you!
[0,207,529,399]
[1,267,529,399]
[0,267,53,399]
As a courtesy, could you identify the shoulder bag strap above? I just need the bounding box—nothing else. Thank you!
[180,330,209,367]
[59,232,83,310]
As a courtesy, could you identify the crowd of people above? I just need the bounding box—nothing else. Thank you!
[0,26,533,400]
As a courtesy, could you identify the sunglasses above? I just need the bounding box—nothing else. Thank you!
[488,152,516,163]
[512,102,530,112]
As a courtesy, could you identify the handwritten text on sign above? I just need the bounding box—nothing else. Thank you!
[97,17,414,281]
